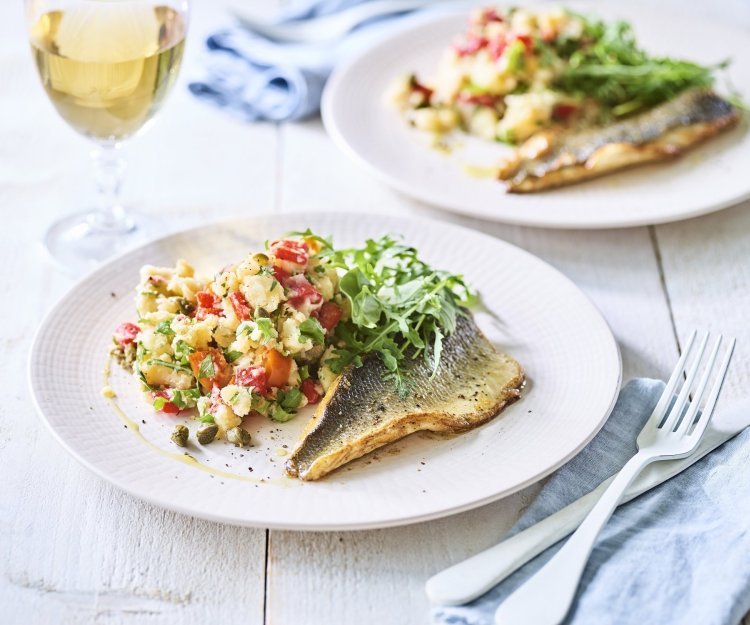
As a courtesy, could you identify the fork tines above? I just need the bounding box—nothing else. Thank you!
[653,331,736,437]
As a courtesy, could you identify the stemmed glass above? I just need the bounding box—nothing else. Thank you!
[25,0,190,274]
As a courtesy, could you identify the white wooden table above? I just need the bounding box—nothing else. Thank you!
[2,1,749,623]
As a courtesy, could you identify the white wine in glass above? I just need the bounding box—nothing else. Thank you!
[26,0,189,274]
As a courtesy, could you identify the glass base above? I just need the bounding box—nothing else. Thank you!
[44,209,152,276]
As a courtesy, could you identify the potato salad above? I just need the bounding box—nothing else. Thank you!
[391,6,589,143]
[112,234,345,445]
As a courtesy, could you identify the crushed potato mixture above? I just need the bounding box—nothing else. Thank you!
[390,6,595,143]
[112,235,346,442]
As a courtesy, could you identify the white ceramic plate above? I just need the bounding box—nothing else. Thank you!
[29,214,621,530]
[322,3,750,229]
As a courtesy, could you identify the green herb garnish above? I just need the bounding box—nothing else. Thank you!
[277,388,304,412]
[255,317,278,343]
[323,234,476,395]
[145,358,192,375]
[555,15,727,116]
[174,340,194,365]
[225,350,244,364]
[154,320,174,338]
[197,355,215,380]
[299,318,326,345]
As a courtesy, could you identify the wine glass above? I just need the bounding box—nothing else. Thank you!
[25,0,190,274]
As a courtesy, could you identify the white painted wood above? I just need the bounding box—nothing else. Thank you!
[2,0,749,624]
[654,200,750,402]
[0,2,273,624]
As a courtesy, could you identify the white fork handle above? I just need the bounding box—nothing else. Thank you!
[494,451,655,625]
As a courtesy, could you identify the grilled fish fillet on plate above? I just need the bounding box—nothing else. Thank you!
[498,89,740,193]
[286,314,524,481]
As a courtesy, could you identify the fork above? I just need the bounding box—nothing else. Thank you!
[229,0,447,45]
[494,331,735,625]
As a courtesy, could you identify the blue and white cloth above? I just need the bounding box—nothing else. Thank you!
[189,0,454,122]
[433,378,750,625]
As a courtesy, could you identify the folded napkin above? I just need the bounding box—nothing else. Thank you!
[433,378,750,625]
[188,0,454,122]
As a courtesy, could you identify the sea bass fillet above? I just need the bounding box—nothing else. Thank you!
[286,314,524,481]
[498,89,739,193]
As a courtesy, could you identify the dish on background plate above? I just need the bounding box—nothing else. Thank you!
[322,2,750,229]
[29,214,621,530]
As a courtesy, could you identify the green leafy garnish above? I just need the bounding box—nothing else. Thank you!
[299,365,310,381]
[174,340,194,365]
[255,317,278,343]
[225,350,244,364]
[171,388,201,409]
[269,404,297,423]
[277,388,304,411]
[555,16,727,116]
[145,358,192,375]
[323,235,476,395]
[505,40,526,72]
[299,318,326,345]
[197,355,215,380]
[154,320,174,338]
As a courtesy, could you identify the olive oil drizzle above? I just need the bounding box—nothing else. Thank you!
[102,358,267,484]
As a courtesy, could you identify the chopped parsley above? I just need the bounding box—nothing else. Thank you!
[197,355,215,380]
[299,318,325,345]
[224,350,244,364]
[154,320,174,338]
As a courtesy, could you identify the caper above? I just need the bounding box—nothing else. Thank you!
[177,297,196,316]
[253,252,270,265]
[226,426,251,447]
[171,424,189,447]
[196,423,219,445]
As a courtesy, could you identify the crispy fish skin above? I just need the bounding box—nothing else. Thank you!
[499,89,739,193]
[285,314,524,481]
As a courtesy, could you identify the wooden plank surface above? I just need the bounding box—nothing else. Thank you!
[1,0,749,624]
[0,2,273,624]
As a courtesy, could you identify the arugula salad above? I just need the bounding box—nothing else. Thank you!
[111,233,474,446]
[391,5,727,143]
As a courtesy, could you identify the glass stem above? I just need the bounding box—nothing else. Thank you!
[88,142,135,233]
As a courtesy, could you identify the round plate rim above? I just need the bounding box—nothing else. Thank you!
[28,212,622,530]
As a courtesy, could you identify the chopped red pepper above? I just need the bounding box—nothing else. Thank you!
[228,291,252,321]
[513,34,534,52]
[195,290,224,320]
[552,103,578,121]
[488,38,507,61]
[273,266,290,284]
[285,274,322,309]
[411,80,433,102]
[151,391,179,415]
[300,379,321,404]
[455,36,488,57]
[113,322,140,347]
[236,366,270,395]
[316,302,342,332]
[270,239,309,267]
[458,92,501,107]
[482,8,503,22]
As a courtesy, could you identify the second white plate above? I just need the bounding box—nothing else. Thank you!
[322,3,750,229]
[30,214,620,530]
